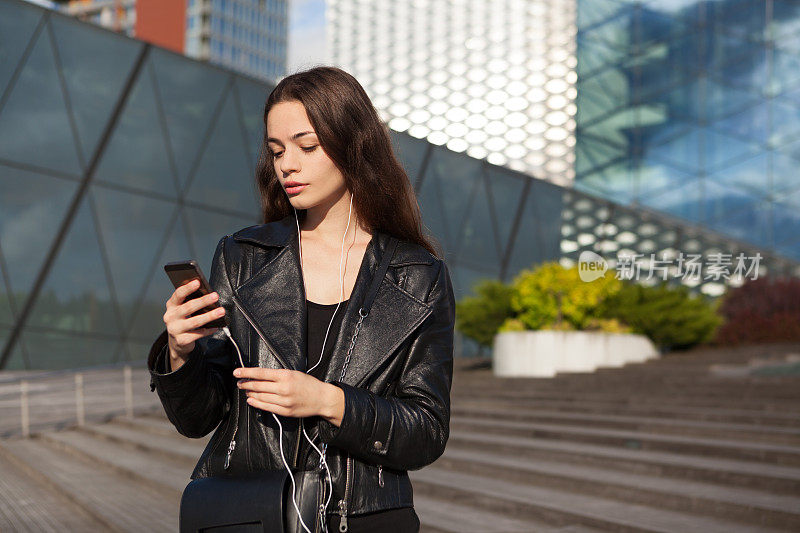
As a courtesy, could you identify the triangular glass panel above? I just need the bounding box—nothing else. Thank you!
[389,130,429,185]
[576,161,635,204]
[0,166,78,312]
[90,185,177,333]
[184,89,261,215]
[483,164,527,258]
[704,128,760,173]
[505,184,564,279]
[93,60,178,198]
[234,76,270,168]
[26,194,120,336]
[1,329,29,371]
[771,200,800,246]
[183,206,257,277]
[126,212,194,343]
[456,174,498,266]
[450,262,499,301]
[0,0,43,94]
[702,179,756,223]
[422,146,482,249]
[577,0,627,31]
[50,13,142,164]
[22,328,120,369]
[640,177,701,223]
[0,21,82,175]
[416,161,451,251]
[150,47,229,192]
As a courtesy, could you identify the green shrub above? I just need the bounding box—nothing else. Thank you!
[511,262,623,330]
[598,281,722,351]
[455,279,515,347]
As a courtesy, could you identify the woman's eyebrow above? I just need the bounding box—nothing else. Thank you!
[267,131,317,145]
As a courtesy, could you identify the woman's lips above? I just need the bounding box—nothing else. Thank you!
[285,184,307,195]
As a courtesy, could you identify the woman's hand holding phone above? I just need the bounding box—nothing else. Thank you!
[163,279,226,372]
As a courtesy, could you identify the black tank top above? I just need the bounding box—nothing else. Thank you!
[305,299,420,532]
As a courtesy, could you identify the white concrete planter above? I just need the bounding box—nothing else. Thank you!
[492,330,659,378]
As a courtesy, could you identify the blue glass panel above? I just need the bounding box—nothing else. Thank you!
[185,89,261,215]
[0,0,43,94]
[505,183,563,279]
[577,161,636,204]
[577,34,627,78]
[26,195,120,336]
[704,129,760,172]
[577,0,627,31]
[639,6,689,47]
[640,178,701,223]
[389,131,429,184]
[90,186,177,332]
[0,22,82,175]
[50,13,142,164]
[776,136,800,164]
[708,0,768,42]
[234,76,270,165]
[483,164,527,256]
[93,61,178,198]
[770,49,800,97]
[0,167,78,314]
[581,107,637,148]
[771,100,800,147]
[450,262,499,302]
[647,127,701,173]
[183,206,256,275]
[707,198,770,246]
[704,78,762,120]
[772,200,800,245]
[706,153,768,197]
[582,10,634,50]
[21,329,120,369]
[713,48,769,95]
[576,134,626,176]
[712,101,769,146]
[771,151,800,194]
[637,157,695,198]
[702,179,756,223]
[150,48,230,192]
[127,213,193,342]
[457,175,500,267]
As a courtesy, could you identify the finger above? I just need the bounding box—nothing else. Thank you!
[233,367,283,381]
[169,279,200,306]
[246,396,291,416]
[176,327,219,345]
[237,379,284,394]
[246,391,290,407]
[182,306,226,331]
[179,291,221,317]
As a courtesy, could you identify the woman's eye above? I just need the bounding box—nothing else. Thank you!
[271,151,283,158]
[302,145,318,152]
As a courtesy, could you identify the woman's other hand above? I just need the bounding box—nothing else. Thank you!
[164,279,226,372]
[234,367,345,424]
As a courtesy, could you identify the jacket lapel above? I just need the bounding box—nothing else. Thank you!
[231,215,433,388]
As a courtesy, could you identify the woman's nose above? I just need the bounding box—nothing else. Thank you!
[280,147,300,173]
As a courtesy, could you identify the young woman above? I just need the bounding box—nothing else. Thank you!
[148,66,456,532]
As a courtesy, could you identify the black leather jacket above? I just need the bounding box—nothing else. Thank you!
[147,214,456,523]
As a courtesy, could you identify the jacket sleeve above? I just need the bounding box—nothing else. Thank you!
[317,258,456,471]
[147,235,236,439]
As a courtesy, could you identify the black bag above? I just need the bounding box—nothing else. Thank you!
[179,236,400,533]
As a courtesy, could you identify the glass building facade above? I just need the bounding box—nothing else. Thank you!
[576,0,800,260]
[186,0,288,84]
[1,0,798,369]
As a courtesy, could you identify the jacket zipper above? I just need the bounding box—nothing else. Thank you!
[377,465,384,487]
[338,453,353,532]
[292,417,303,468]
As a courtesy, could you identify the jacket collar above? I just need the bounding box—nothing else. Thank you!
[230,215,434,387]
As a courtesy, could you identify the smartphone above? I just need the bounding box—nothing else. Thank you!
[164,260,229,329]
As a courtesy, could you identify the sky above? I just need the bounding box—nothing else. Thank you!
[287,0,329,74]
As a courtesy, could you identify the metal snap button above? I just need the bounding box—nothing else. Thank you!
[373,440,382,450]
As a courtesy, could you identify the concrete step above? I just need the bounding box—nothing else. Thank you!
[409,467,788,533]
[0,446,106,532]
[447,429,800,493]
[436,446,800,530]
[450,398,800,428]
[451,415,800,466]
[450,405,800,445]
[78,419,208,463]
[0,437,180,532]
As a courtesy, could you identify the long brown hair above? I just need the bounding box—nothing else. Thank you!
[254,66,441,259]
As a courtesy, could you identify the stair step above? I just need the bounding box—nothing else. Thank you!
[437,446,800,530]
[0,437,179,532]
[451,405,800,444]
[79,420,208,463]
[0,445,106,532]
[410,467,787,533]
[447,430,800,493]
[452,416,800,465]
